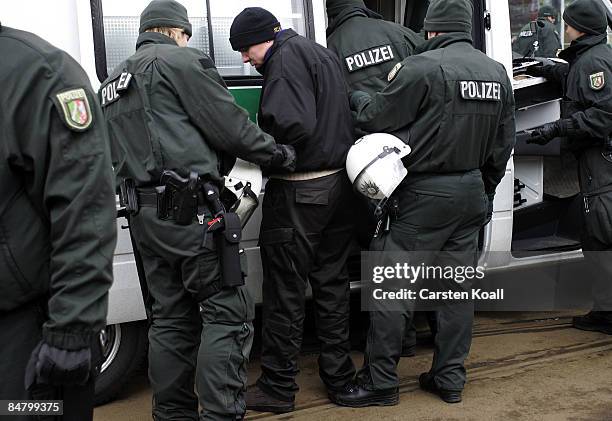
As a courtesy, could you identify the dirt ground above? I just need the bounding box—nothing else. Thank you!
[94,313,612,421]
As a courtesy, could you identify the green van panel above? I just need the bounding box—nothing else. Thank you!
[229,87,262,123]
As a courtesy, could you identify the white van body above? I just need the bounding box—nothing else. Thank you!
[2,0,610,403]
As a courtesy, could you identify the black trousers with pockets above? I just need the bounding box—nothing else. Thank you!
[256,171,357,401]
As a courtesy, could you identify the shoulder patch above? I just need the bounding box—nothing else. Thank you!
[54,88,93,131]
[387,62,403,82]
[589,71,605,91]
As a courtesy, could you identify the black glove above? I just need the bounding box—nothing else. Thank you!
[25,341,91,389]
[349,90,371,111]
[525,58,555,77]
[527,122,559,145]
[270,144,296,172]
[525,63,546,77]
[527,119,576,145]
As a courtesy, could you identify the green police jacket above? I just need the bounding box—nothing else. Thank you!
[353,33,516,196]
[543,34,612,195]
[0,25,117,350]
[512,19,561,58]
[326,6,423,94]
[100,32,280,187]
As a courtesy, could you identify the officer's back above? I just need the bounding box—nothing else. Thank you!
[101,17,282,187]
[356,29,514,180]
[326,0,422,94]
[102,39,233,186]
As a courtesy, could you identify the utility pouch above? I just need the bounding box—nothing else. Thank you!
[120,178,139,215]
[602,135,612,164]
[215,212,244,288]
[156,186,170,220]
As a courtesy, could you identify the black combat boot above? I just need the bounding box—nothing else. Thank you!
[572,311,612,335]
[419,373,462,404]
[245,384,294,414]
[328,380,399,407]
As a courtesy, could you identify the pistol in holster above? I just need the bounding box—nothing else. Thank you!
[159,170,200,225]
[203,182,245,289]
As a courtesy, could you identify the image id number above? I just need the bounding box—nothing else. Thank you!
[0,400,63,416]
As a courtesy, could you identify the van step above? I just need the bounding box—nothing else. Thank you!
[512,235,580,254]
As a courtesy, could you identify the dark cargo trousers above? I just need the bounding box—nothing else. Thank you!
[0,302,97,421]
[256,171,357,401]
[360,170,487,392]
[581,191,612,311]
[130,207,254,421]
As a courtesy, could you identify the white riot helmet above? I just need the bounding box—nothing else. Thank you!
[346,133,411,202]
[221,158,263,227]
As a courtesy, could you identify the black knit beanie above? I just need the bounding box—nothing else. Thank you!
[139,0,192,37]
[230,7,281,51]
[326,0,367,20]
[563,0,608,36]
[538,5,558,19]
[422,0,473,34]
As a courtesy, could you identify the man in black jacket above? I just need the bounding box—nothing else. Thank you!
[230,7,356,413]
[337,0,515,406]
[0,23,116,420]
[527,0,612,334]
[100,2,294,419]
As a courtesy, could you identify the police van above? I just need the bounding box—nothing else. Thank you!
[2,0,611,405]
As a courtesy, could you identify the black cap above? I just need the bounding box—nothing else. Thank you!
[326,0,366,20]
[423,0,473,34]
[538,5,558,19]
[139,0,192,37]
[229,7,281,51]
[563,0,608,36]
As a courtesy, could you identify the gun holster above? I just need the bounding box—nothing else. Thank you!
[214,212,244,288]
[158,170,200,225]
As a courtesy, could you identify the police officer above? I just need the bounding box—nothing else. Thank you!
[229,7,356,413]
[0,23,117,420]
[326,0,422,94]
[527,0,612,334]
[513,5,562,58]
[326,0,434,358]
[99,1,295,420]
[335,0,515,405]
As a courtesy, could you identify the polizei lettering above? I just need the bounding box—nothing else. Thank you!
[101,72,133,107]
[345,45,394,73]
[459,81,502,101]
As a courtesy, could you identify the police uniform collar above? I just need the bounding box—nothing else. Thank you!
[558,33,607,64]
[136,31,178,50]
[415,32,473,54]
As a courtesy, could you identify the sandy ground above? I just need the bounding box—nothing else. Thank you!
[94,313,612,421]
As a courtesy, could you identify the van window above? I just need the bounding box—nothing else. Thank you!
[92,0,310,81]
[378,0,485,52]
[508,0,564,59]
